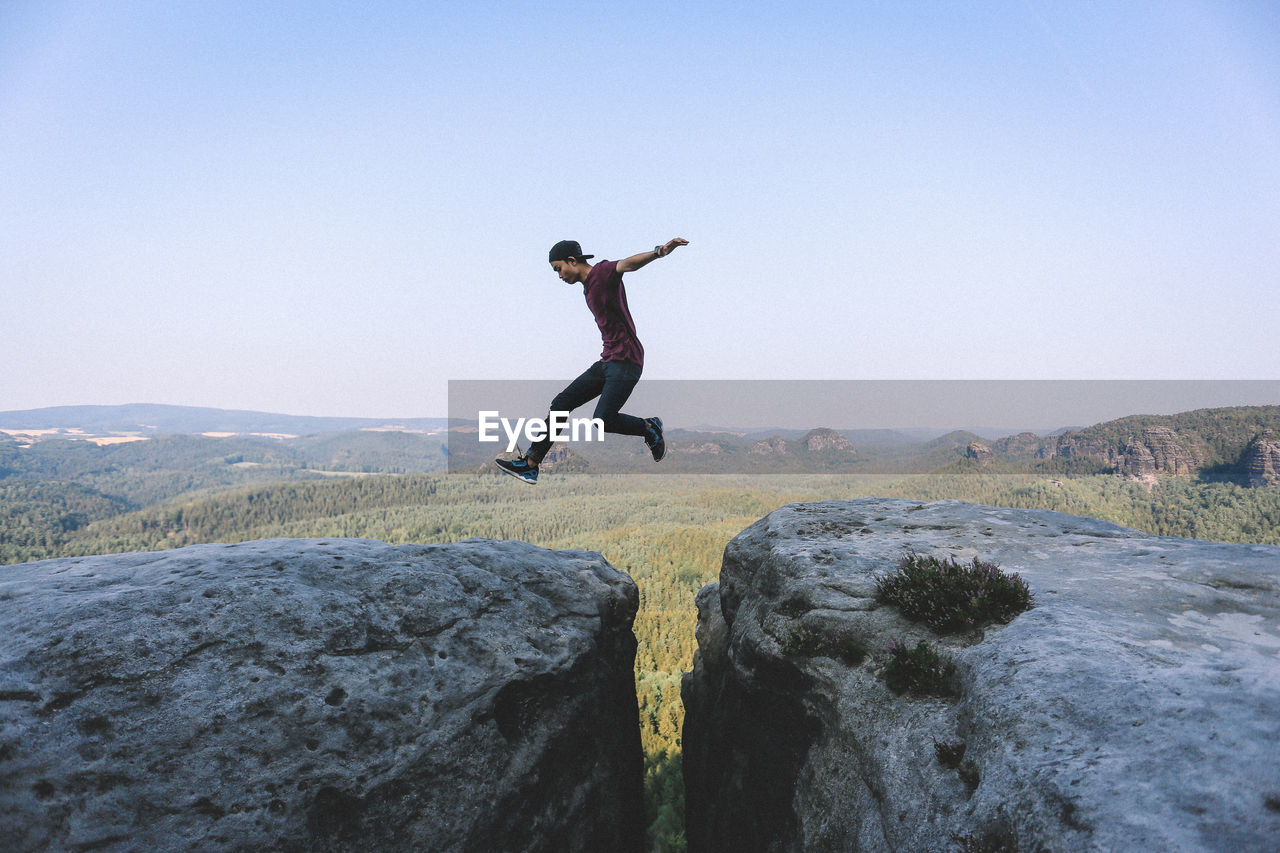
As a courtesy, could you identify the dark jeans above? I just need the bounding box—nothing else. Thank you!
[526,360,648,463]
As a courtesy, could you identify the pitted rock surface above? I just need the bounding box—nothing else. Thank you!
[683,498,1280,853]
[0,538,643,852]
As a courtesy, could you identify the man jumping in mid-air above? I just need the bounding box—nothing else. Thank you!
[494,237,689,484]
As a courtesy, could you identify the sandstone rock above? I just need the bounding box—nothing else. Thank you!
[678,442,724,455]
[993,431,1044,458]
[1045,431,1109,463]
[0,538,643,853]
[684,498,1280,852]
[750,438,788,455]
[1118,436,1159,484]
[1244,432,1280,488]
[1052,425,1199,481]
[965,441,994,466]
[801,429,854,454]
[1120,426,1198,477]
[540,444,590,473]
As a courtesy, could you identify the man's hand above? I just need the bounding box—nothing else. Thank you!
[617,238,690,273]
[656,237,689,258]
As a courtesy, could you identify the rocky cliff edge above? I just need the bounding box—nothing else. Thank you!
[0,538,644,852]
[683,498,1280,852]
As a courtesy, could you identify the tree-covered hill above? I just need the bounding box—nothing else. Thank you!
[0,431,445,563]
[1016,405,1280,477]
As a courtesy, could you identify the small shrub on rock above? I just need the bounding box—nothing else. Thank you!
[782,625,865,665]
[882,640,957,697]
[781,625,821,656]
[876,552,1032,634]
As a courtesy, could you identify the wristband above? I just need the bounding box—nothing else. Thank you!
[654,245,663,257]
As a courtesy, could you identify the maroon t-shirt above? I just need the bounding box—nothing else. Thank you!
[583,260,644,366]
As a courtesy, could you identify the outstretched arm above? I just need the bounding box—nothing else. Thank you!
[616,237,689,273]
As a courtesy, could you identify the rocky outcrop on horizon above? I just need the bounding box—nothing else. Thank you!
[540,444,591,472]
[1244,432,1280,488]
[1112,426,1199,483]
[747,429,856,459]
[677,442,725,455]
[750,437,789,455]
[965,441,994,466]
[992,430,1047,458]
[800,428,855,454]
[683,498,1280,852]
[1045,426,1201,478]
[0,538,644,853]
[1000,405,1280,485]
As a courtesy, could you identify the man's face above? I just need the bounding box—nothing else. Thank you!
[551,259,582,284]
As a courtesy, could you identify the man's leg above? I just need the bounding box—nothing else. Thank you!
[524,362,607,464]
[592,361,647,436]
[594,361,666,461]
[498,360,663,483]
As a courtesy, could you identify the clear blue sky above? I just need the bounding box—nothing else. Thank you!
[3,1,1278,418]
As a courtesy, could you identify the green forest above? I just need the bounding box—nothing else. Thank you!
[4,461,1280,851]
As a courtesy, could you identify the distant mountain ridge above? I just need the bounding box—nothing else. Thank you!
[0,404,452,437]
[450,405,1280,480]
[981,405,1280,484]
[3,404,1062,446]
[8,402,1278,485]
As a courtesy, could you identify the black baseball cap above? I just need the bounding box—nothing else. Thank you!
[548,240,594,263]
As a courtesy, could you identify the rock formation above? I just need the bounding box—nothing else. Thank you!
[683,498,1280,852]
[1116,436,1159,483]
[678,442,725,455]
[992,431,1044,458]
[965,441,994,466]
[540,444,590,473]
[1043,431,1114,464]
[801,428,855,454]
[750,438,788,455]
[1047,425,1201,481]
[1244,432,1280,488]
[0,538,644,853]
[1115,426,1198,481]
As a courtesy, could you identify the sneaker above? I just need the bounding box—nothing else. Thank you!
[495,454,538,484]
[644,417,666,462]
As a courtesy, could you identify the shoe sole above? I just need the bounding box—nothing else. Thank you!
[649,418,666,462]
[494,460,538,485]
